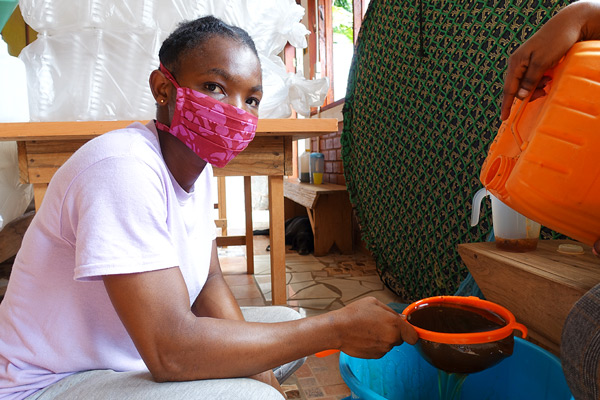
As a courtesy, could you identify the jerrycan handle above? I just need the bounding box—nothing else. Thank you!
[508,65,555,149]
[509,89,535,149]
[470,188,489,227]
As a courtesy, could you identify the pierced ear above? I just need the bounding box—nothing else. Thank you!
[149,69,171,106]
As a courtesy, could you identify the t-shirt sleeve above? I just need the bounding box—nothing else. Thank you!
[61,155,179,281]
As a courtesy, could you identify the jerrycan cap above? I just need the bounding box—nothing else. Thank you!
[557,243,585,255]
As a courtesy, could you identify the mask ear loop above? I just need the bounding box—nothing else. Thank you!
[159,63,181,89]
[155,63,180,132]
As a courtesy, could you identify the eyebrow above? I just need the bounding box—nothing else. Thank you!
[207,67,263,93]
[207,67,232,80]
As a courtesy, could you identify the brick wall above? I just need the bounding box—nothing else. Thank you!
[307,108,371,254]
[309,120,345,186]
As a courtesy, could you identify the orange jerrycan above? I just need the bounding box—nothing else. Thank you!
[480,41,600,246]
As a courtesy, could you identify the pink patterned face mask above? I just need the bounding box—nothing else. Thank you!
[155,64,258,168]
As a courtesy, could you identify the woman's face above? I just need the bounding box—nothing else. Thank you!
[173,35,263,118]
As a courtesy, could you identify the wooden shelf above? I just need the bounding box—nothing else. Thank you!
[458,240,600,355]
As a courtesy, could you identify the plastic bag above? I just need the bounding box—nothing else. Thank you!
[18,0,328,121]
[20,29,162,121]
[201,0,329,118]
[18,0,201,33]
[260,54,329,118]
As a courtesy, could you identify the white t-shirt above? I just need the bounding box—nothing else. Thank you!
[0,122,216,400]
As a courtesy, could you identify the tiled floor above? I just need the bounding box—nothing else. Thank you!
[220,234,404,399]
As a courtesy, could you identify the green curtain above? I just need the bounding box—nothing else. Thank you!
[341,0,571,301]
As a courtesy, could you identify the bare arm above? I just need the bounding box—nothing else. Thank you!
[190,241,281,392]
[103,244,417,383]
[501,0,600,120]
[190,241,244,320]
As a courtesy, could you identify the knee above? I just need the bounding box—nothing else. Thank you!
[241,306,303,323]
[271,306,303,321]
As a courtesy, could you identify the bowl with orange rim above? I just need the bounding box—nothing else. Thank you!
[401,296,527,374]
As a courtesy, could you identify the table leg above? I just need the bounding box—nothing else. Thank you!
[243,176,254,275]
[268,175,286,305]
[33,183,48,211]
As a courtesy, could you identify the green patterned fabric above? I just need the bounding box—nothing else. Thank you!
[341,0,571,302]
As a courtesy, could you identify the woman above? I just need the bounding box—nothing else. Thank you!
[501,2,600,399]
[0,16,416,400]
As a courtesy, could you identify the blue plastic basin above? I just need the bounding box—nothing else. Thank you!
[339,337,573,400]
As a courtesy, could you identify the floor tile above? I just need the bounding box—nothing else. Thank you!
[288,283,340,300]
[287,262,328,273]
[289,271,314,283]
[288,280,320,295]
[312,278,372,303]
[223,274,255,286]
[323,384,352,396]
[236,297,267,307]
[227,283,263,300]
[287,298,338,310]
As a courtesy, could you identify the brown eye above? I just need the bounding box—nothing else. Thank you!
[246,97,260,107]
[205,83,224,94]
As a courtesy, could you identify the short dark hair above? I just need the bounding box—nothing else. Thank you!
[159,16,259,78]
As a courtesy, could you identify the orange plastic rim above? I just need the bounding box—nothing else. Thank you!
[402,296,527,345]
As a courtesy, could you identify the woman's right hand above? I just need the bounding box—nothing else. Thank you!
[330,297,418,359]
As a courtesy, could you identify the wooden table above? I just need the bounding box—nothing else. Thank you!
[458,240,600,356]
[0,118,338,305]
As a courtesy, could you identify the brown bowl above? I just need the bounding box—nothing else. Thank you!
[402,296,527,374]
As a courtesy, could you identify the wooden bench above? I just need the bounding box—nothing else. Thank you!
[283,178,353,256]
[458,240,600,356]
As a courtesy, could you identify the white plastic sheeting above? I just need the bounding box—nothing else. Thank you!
[18,0,329,121]
[0,36,33,230]
[0,142,33,230]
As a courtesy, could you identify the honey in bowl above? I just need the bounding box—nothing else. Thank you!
[407,303,513,374]
[403,297,527,399]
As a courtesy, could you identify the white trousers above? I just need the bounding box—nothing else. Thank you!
[28,307,305,400]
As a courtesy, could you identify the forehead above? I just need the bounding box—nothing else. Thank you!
[177,35,261,83]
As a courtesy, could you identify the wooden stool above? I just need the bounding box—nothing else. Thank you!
[284,179,353,256]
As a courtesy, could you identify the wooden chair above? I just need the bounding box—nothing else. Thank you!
[214,176,254,274]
